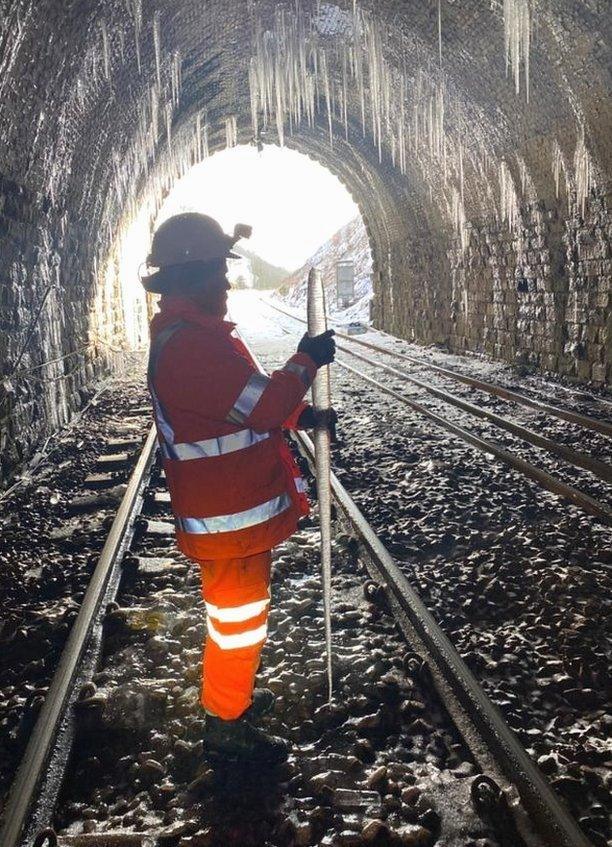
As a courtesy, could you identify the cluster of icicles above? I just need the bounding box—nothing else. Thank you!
[247,6,449,171]
[245,2,596,250]
[76,0,595,273]
[74,0,205,275]
[247,4,463,238]
[245,3,520,253]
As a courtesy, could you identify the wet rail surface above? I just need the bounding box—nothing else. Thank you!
[261,298,612,439]
[0,296,608,847]
[260,298,612,523]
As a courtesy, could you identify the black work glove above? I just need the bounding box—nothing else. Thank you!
[297,407,338,442]
[297,329,336,367]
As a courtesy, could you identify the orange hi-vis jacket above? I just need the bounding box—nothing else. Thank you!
[147,296,317,560]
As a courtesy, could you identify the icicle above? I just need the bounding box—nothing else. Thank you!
[459,140,464,206]
[438,0,443,67]
[452,186,468,253]
[225,115,237,148]
[150,84,159,140]
[165,102,172,146]
[552,140,563,200]
[518,158,528,195]
[101,20,111,81]
[249,58,259,139]
[503,0,531,101]
[153,11,162,88]
[307,267,334,702]
[274,49,285,146]
[320,51,333,147]
[171,51,182,106]
[500,159,519,233]
[125,0,142,74]
[398,74,406,175]
[195,113,202,160]
[342,48,349,140]
[574,126,592,218]
[75,77,86,110]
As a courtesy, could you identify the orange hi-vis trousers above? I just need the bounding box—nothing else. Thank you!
[197,551,272,720]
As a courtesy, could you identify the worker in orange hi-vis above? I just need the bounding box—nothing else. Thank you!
[141,213,336,762]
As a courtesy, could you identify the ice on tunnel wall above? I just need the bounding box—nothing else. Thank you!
[225,116,238,149]
[171,51,182,107]
[153,11,162,89]
[499,159,520,234]
[552,140,566,203]
[574,126,593,218]
[165,102,173,145]
[100,20,111,82]
[125,0,142,73]
[246,3,472,248]
[195,113,209,161]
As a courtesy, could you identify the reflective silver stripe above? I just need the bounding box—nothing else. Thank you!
[294,476,308,493]
[282,361,311,388]
[147,321,185,446]
[151,390,176,446]
[207,618,268,650]
[160,428,269,461]
[205,597,270,623]
[226,373,270,425]
[176,493,291,535]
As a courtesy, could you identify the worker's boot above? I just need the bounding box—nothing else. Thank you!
[245,687,275,718]
[204,714,289,763]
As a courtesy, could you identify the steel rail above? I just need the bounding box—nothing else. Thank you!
[337,358,611,523]
[0,426,158,847]
[261,298,612,439]
[294,430,592,847]
[336,343,612,484]
[237,328,591,847]
[257,297,611,519]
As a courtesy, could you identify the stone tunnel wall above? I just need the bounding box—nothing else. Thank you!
[0,0,611,487]
[444,187,611,382]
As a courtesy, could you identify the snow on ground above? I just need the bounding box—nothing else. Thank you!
[273,216,373,324]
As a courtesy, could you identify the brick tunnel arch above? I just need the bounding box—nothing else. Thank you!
[0,0,610,484]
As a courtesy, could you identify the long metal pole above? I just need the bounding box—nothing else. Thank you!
[307,268,334,701]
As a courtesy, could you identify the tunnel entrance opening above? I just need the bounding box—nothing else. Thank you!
[137,143,373,332]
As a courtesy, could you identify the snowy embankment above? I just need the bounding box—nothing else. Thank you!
[273,216,373,324]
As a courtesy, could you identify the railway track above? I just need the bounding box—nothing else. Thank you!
[0,333,596,847]
[262,299,612,439]
[259,298,612,524]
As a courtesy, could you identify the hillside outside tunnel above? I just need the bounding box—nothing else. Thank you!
[0,0,611,487]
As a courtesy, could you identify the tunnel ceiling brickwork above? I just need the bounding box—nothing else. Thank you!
[0,0,611,484]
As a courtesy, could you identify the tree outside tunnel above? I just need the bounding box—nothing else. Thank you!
[0,0,610,485]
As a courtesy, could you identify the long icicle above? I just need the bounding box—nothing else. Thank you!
[307,267,333,701]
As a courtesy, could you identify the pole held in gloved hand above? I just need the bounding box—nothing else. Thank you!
[307,267,334,701]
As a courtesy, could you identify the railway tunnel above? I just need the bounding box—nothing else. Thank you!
[0,3,611,847]
[1,0,611,483]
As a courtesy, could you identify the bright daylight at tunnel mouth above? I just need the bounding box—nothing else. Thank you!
[0,3,610,847]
